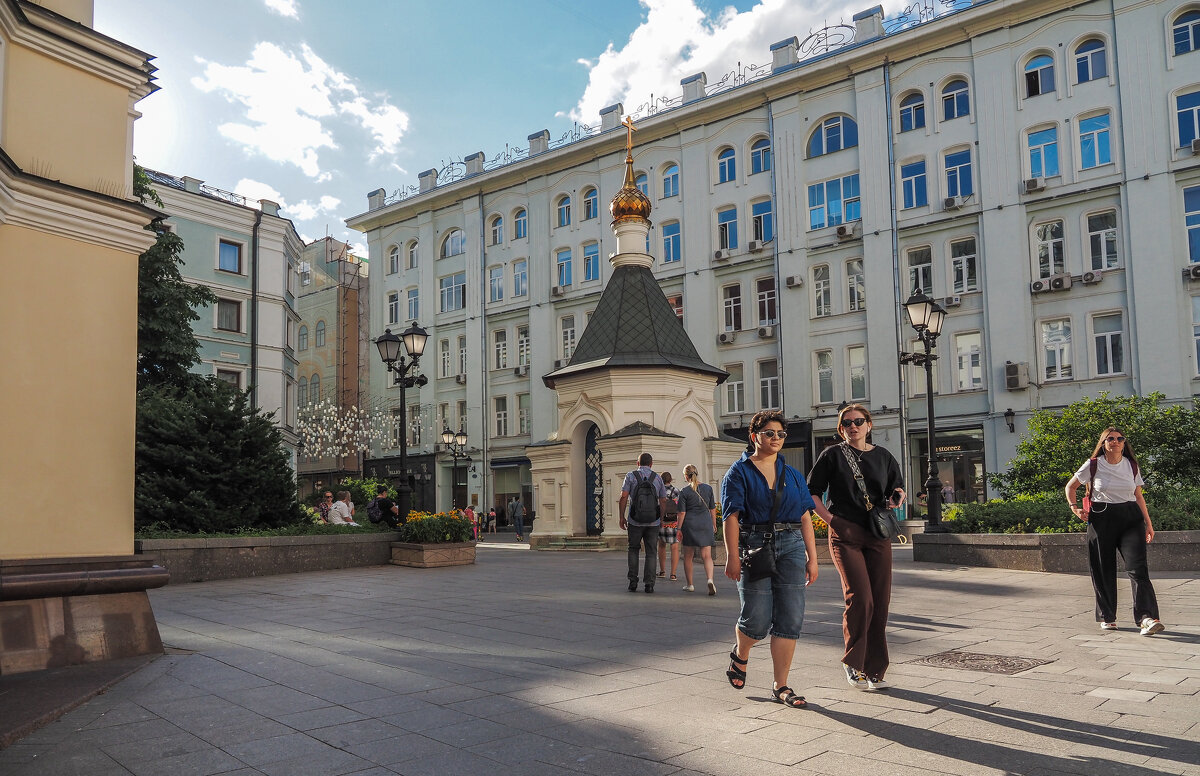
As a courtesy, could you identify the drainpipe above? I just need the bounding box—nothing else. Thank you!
[250,208,262,409]
[766,100,786,423]
[1108,0,1138,395]
[883,60,911,493]
[477,191,489,511]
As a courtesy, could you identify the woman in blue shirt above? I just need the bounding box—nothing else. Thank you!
[721,410,819,709]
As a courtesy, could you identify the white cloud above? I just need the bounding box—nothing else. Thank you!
[233,178,285,204]
[264,0,299,19]
[233,178,341,222]
[339,97,409,159]
[569,0,852,124]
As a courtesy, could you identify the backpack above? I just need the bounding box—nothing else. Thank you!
[630,470,661,523]
[663,486,679,520]
[366,497,384,524]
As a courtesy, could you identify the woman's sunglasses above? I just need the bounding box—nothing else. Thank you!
[755,429,787,439]
[840,418,868,427]
[1105,436,1125,443]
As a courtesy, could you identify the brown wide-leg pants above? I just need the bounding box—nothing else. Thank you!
[828,515,893,679]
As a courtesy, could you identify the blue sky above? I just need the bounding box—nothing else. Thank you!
[95,0,878,253]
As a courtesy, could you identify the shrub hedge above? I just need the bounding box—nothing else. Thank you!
[942,489,1200,534]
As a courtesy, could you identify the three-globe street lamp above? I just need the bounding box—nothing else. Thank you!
[375,322,429,521]
[899,290,949,532]
[440,425,470,510]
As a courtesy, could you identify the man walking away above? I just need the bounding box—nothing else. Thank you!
[619,453,668,593]
[511,497,526,541]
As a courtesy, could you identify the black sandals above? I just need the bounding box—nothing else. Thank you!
[772,685,807,708]
[726,650,747,689]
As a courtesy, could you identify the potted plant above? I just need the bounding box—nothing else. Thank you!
[390,510,477,568]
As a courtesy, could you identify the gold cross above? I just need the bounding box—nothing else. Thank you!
[622,115,636,155]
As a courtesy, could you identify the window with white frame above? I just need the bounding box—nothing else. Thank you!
[439,271,466,311]
[907,247,932,295]
[583,242,600,282]
[807,116,859,157]
[717,206,738,250]
[457,400,467,428]
[407,241,418,269]
[899,92,925,132]
[388,245,400,274]
[635,173,648,196]
[951,237,978,293]
[942,79,970,120]
[517,325,530,366]
[387,291,399,324]
[758,360,780,410]
[1042,319,1072,380]
[406,288,419,321]
[513,259,528,297]
[815,350,834,403]
[666,293,684,322]
[439,339,451,378]
[814,265,832,317]
[662,164,680,198]
[725,364,745,413]
[901,160,928,209]
[751,200,774,242]
[1075,39,1107,83]
[441,229,465,258]
[408,404,421,446]
[907,338,939,396]
[756,277,777,326]
[583,187,599,220]
[1193,298,1200,373]
[1173,10,1200,55]
[218,240,242,273]
[1024,54,1055,97]
[457,335,467,374]
[556,248,573,287]
[493,328,508,370]
[945,149,973,197]
[1035,221,1065,278]
[954,332,983,391]
[848,345,867,400]
[556,195,571,227]
[561,315,576,359]
[1079,113,1111,169]
[807,174,861,229]
[722,284,742,332]
[217,299,241,332]
[751,138,771,174]
[489,266,504,302]
[847,259,866,311]
[494,396,509,437]
[216,369,241,388]
[518,393,531,434]
[1087,211,1118,269]
[1028,126,1059,177]
[391,408,403,448]
[662,221,681,263]
[717,148,736,183]
[1093,313,1124,375]
[514,209,528,239]
[438,403,449,431]
[1182,185,1200,265]
[1178,90,1200,147]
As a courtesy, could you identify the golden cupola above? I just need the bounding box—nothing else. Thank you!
[609,150,652,226]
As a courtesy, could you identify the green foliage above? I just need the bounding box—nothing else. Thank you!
[395,513,472,544]
[336,476,394,509]
[135,520,396,539]
[943,489,1200,534]
[992,392,1200,497]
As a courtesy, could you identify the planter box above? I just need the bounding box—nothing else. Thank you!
[390,542,476,568]
[913,530,1200,573]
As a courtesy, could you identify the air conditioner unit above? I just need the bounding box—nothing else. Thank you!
[454,373,467,385]
[1049,273,1072,291]
[551,286,565,297]
[713,249,729,261]
[748,240,763,253]
[757,325,775,339]
[943,295,962,308]
[785,275,804,288]
[1004,361,1030,391]
[1187,264,1200,280]
[721,422,740,432]
[717,332,736,345]
[836,224,856,239]
[943,196,963,211]
[1082,269,1103,285]
[1030,278,1050,293]
[554,358,567,369]
[1192,138,1200,154]
[1024,177,1045,194]
[513,365,528,376]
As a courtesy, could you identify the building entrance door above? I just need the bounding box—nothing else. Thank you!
[584,424,603,536]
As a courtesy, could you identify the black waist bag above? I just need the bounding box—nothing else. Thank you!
[739,467,783,582]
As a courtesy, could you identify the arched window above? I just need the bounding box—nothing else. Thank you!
[556,195,571,227]
[387,244,400,274]
[750,138,771,174]
[407,240,418,269]
[310,373,321,401]
[513,208,528,239]
[489,215,503,245]
[582,187,599,219]
[315,320,326,347]
[440,229,465,258]
[1024,54,1055,97]
[807,116,859,157]
[635,173,648,196]
[899,92,925,132]
[717,148,736,183]
[1174,10,1200,55]
[298,376,308,406]
[298,325,308,351]
[662,164,680,198]
[1075,39,1107,83]
[942,80,970,121]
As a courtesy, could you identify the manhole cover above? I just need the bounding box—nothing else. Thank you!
[910,651,1053,674]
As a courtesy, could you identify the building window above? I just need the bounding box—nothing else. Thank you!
[556,195,571,227]
[807,115,858,157]
[493,397,509,437]
[847,259,865,311]
[758,360,780,410]
[1187,185,1200,263]
[756,277,777,326]
[717,147,736,183]
[518,393,531,435]
[556,248,573,287]
[751,200,774,242]
[1173,10,1200,55]
[216,369,241,388]
[387,291,399,325]
[493,329,508,370]
[490,216,504,245]
[666,293,683,322]
[583,187,599,220]
[951,237,978,293]
[907,247,932,295]
[942,79,970,120]
[662,164,680,198]
[1024,54,1055,97]
[1035,221,1065,278]
[945,149,973,198]
[1075,39,1107,83]
[717,207,738,250]
[816,350,834,403]
[848,345,867,400]
[517,325,530,366]
[407,404,421,446]
[662,221,681,263]
[1079,113,1111,169]
[388,245,400,274]
[1093,313,1124,376]
[514,209,528,239]
[1042,319,1072,380]
[1028,126,1059,178]
[389,409,402,448]
[440,229,465,258]
[954,332,983,391]
[298,325,308,351]
[439,339,451,378]
[407,241,418,269]
[218,240,241,273]
[406,288,419,321]
[725,364,745,413]
[807,174,861,229]
[310,373,320,401]
[217,299,241,332]
[722,284,742,332]
[814,265,832,317]
[458,335,467,374]
[439,271,466,311]
[583,243,600,282]
[899,92,925,132]
[1194,299,1200,373]
[750,138,772,174]
[513,259,528,297]
[457,400,467,427]
[1087,211,1119,270]
[489,266,504,302]
[901,160,928,209]
[635,173,648,196]
[1177,90,1200,147]
[561,316,576,359]
[314,319,325,347]
[298,376,308,406]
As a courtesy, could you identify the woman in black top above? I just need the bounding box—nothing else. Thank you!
[808,404,904,691]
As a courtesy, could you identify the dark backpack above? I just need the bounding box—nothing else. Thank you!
[630,471,661,523]
[366,497,384,524]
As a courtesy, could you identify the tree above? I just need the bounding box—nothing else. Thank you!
[992,392,1200,497]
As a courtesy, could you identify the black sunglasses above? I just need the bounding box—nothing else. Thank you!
[1105,436,1125,443]
[755,429,787,439]
[840,417,868,427]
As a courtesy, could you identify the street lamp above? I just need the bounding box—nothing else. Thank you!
[900,289,948,532]
[441,425,470,510]
[375,322,429,521]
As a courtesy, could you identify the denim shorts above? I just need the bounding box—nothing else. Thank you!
[736,528,807,640]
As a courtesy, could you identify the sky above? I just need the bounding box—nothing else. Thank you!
[94,0,892,256]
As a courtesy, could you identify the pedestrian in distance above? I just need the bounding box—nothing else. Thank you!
[619,453,668,593]
[657,471,682,582]
[510,497,526,541]
[315,491,333,524]
[369,485,402,528]
[678,464,718,595]
[721,410,819,709]
[807,403,904,692]
[465,505,478,541]
[328,491,360,527]
[1065,427,1165,635]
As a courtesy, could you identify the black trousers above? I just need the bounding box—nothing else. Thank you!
[1086,501,1159,625]
[627,523,659,585]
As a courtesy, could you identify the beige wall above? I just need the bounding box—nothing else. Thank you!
[26,0,94,26]
[0,226,136,559]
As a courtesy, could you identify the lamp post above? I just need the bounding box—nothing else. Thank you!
[441,425,470,510]
[375,322,429,521]
[899,289,948,532]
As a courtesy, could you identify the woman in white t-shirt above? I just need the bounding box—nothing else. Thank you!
[1065,428,1163,635]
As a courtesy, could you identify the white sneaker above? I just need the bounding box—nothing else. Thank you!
[866,676,890,691]
[682,584,694,592]
[1100,622,1118,631]
[1140,617,1165,636]
[843,663,866,689]
[707,580,717,596]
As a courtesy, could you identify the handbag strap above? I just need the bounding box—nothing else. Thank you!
[838,442,875,510]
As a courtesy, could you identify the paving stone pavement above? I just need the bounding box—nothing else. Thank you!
[2,542,1198,776]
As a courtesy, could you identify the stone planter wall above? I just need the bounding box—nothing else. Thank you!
[912,530,1200,573]
[389,542,476,568]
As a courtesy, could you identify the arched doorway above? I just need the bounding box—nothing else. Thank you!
[584,424,603,536]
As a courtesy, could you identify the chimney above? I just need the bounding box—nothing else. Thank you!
[367,188,386,210]
[600,103,624,131]
[418,168,438,193]
[182,176,203,193]
[853,5,885,43]
[528,129,550,156]
[771,37,800,72]
[259,199,280,217]
[681,73,707,104]
[465,151,485,176]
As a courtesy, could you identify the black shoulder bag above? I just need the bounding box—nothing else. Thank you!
[739,467,784,582]
[839,443,900,541]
